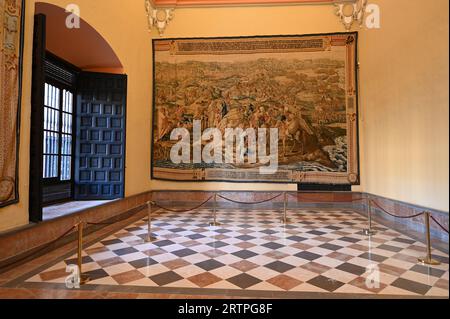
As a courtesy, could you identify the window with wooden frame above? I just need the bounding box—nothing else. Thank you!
[41,53,79,205]
[42,82,74,181]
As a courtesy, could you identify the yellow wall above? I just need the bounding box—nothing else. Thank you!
[359,0,449,212]
[0,0,448,232]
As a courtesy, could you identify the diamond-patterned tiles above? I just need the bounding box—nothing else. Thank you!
[25,209,449,297]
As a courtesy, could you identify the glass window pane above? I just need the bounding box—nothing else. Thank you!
[55,109,60,131]
[43,155,48,178]
[45,83,61,109]
[50,85,54,108]
[51,155,58,177]
[43,155,46,178]
[52,85,59,109]
[63,90,66,112]
[53,85,57,108]
[44,107,48,130]
[43,155,58,178]
[49,108,53,131]
[62,134,72,155]
[62,113,72,134]
[63,90,74,114]
[43,131,47,154]
[46,107,50,131]
[43,131,59,155]
[54,108,58,131]
[47,108,57,132]
[68,92,73,113]
[44,84,48,106]
[53,109,56,131]
[43,131,48,154]
[61,156,71,181]
[52,132,56,154]
[63,90,67,113]
[56,87,60,109]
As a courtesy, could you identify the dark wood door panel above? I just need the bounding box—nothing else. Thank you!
[75,72,127,200]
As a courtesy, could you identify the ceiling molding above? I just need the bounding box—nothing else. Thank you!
[150,0,338,8]
[146,0,361,35]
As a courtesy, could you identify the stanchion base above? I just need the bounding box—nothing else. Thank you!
[280,218,293,224]
[145,236,158,243]
[418,257,441,266]
[363,229,377,236]
[80,274,90,285]
[210,222,222,227]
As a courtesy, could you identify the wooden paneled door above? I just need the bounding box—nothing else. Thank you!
[74,72,127,200]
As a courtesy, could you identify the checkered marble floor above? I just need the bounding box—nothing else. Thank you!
[24,209,449,297]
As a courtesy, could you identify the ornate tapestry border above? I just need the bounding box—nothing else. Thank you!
[150,32,360,185]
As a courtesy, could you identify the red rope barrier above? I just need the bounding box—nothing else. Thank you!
[217,193,283,205]
[153,196,213,213]
[370,200,425,219]
[430,215,450,234]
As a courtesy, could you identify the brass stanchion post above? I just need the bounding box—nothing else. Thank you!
[210,193,221,227]
[77,221,89,285]
[419,212,441,265]
[363,197,377,236]
[145,201,157,242]
[280,192,291,224]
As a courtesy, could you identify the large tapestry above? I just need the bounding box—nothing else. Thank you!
[152,33,360,184]
[0,0,24,206]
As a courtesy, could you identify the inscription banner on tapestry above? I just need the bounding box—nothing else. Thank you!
[152,33,360,184]
[0,0,24,206]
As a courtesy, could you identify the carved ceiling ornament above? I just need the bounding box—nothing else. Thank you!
[334,0,368,31]
[145,0,174,36]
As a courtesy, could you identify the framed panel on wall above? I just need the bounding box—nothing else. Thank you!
[0,0,25,207]
[151,32,360,185]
